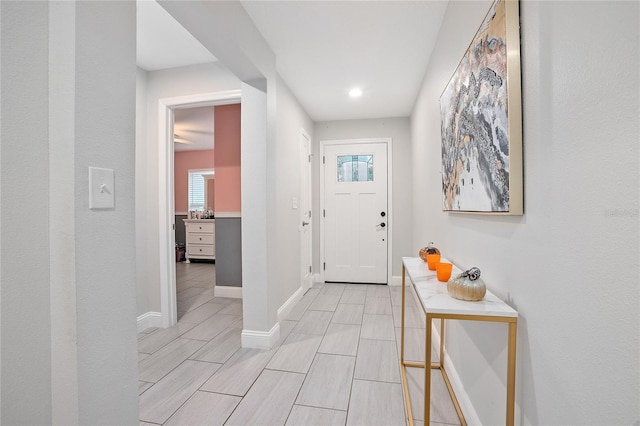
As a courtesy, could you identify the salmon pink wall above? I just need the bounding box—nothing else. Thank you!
[174,150,214,212]
[214,104,241,213]
[173,104,240,213]
[207,179,215,210]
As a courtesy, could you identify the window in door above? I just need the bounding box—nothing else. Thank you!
[337,155,374,182]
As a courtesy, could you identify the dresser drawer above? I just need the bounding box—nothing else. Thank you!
[187,234,214,245]
[187,222,214,234]
[187,244,215,256]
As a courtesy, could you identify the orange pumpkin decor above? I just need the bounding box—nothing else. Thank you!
[418,242,440,262]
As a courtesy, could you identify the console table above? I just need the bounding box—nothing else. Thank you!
[400,257,518,426]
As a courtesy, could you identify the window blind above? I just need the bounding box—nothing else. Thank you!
[188,170,213,211]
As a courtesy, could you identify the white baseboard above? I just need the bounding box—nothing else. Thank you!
[137,312,162,332]
[241,322,280,350]
[277,287,304,322]
[313,273,322,283]
[430,321,481,425]
[215,285,243,298]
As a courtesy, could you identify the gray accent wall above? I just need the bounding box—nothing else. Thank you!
[175,214,188,247]
[215,217,242,287]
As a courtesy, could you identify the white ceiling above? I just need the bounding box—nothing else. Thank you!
[136,0,217,152]
[241,1,448,121]
[173,106,215,152]
[136,0,449,123]
[136,0,216,72]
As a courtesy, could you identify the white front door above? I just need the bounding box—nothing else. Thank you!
[323,141,388,284]
[300,130,313,292]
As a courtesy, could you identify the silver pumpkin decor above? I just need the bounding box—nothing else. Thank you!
[447,267,486,301]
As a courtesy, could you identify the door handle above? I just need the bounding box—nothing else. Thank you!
[302,221,310,226]
[379,222,386,228]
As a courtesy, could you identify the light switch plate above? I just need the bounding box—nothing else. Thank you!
[89,166,115,209]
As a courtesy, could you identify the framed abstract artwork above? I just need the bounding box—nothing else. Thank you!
[440,0,523,214]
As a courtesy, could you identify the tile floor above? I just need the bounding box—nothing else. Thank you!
[138,262,460,425]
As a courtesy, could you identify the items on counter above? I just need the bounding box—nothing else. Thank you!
[418,241,440,262]
[188,208,214,219]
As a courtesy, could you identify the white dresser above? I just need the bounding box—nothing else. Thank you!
[183,219,215,262]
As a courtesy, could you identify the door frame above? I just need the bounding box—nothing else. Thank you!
[299,128,313,292]
[319,137,393,285]
[158,89,241,327]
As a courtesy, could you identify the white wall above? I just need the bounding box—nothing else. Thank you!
[313,118,413,279]
[154,3,291,345]
[74,3,138,421]
[411,1,639,424]
[1,1,139,423]
[136,67,149,317]
[136,1,310,346]
[1,3,52,422]
[136,62,241,316]
[272,76,314,313]
[240,82,270,336]
[49,2,78,423]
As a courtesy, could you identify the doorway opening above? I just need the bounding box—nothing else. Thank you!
[174,106,216,320]
[158,90,241,327]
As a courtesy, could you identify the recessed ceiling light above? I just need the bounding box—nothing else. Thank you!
[349,88,363,98]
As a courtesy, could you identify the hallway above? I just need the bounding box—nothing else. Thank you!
[175,261,217,321]
[138,274,459,425]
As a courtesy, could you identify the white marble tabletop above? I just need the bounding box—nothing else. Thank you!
[402,257,518,318]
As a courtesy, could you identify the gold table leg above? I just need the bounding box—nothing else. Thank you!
[401,265,405,364]
[440,319,445,363]
[400,265,415,426]
[425,313,432,425]
[506,320,518,426]
[399,260,517,426]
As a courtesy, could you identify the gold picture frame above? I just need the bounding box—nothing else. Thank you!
[440,0,523,215]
